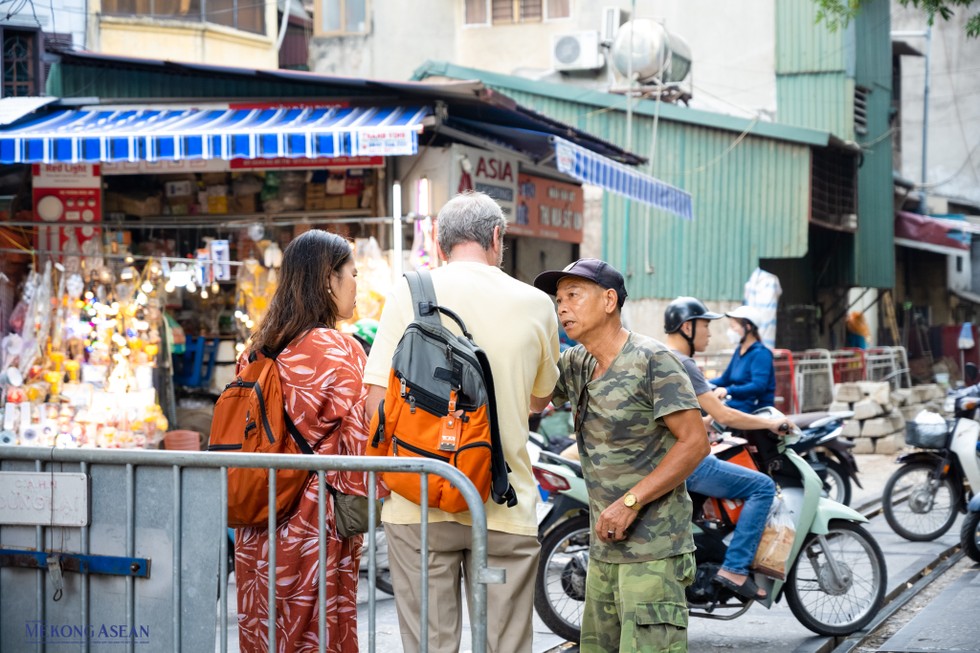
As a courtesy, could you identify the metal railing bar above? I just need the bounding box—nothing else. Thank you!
[81,460,90,653]
[367,471,377,653]
[420,472,429,653]
[34,458,42,653]
[172,465,182,652]
[317,471,326,653]
[267,469,277,651]
[219,467,228,653]
[126,463,135,653]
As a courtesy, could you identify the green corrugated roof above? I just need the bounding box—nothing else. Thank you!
[413,61,820,301]
[413,61,836,149]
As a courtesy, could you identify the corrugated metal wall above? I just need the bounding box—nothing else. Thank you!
[854,0,895,288]
[775,0,849,74]
[493,89,811,300]
[776,74,855,138]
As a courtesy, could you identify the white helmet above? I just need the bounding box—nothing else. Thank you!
[726,305,765,331]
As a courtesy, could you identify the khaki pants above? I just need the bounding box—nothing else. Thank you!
[385,522,540,653]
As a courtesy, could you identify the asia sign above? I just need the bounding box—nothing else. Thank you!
[450,144,519,222]
[509,174,584,243]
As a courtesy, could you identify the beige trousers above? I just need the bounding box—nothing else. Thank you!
[385,521,541,653]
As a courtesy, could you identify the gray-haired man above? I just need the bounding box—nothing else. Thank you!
[364,191,560,653]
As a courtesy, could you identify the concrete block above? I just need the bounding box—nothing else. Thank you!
[829,401,852,413]
[857,381,892,405]
[861,417,894,437]
[842,419,861,438]
[891,389,912,407]
[852,436,875,454]
[888,410,906,432]
[873,433,906,455]
[901,404,927,420]
[834,383,863,403]
[852,398,884,421]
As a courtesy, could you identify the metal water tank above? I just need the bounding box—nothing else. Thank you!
[611,19,692,84]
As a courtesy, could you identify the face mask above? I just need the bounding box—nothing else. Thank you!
[726,328,742,345]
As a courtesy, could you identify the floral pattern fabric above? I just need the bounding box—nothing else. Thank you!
[235,328,373,653]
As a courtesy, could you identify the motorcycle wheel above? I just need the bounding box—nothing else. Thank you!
[534,514,589,643]
[882,463,959,541]
[960,510,980,564]
[784,521,887,636]
[819,455,852,506]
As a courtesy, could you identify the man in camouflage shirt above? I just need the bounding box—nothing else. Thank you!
[534,259,710,653]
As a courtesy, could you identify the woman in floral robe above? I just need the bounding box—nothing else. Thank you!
[235,229,379,653]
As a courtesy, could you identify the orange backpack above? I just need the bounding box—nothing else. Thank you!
[207,349,314,528]
[366,270,517,513]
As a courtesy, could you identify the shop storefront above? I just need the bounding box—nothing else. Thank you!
[0,59,690,451]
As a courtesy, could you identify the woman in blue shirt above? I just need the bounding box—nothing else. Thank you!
[710,306,776,413]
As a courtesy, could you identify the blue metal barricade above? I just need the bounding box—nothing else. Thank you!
[0,447,496,653]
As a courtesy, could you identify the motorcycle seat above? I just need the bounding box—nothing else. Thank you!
[789,412,831,429]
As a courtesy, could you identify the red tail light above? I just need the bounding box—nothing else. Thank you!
[533,466,571,493]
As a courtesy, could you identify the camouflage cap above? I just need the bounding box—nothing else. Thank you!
[533,258,628,307]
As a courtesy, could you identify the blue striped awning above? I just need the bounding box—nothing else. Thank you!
[0,105,430,164]
[553,137,693,220]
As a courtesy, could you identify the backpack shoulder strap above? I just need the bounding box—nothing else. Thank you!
[405,270,442,326]
[475,346,518,508]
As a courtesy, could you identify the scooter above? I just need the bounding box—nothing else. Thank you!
[787,411,861,506]
[961,494,980,563]
[533,408,888,641]
[882,371,980,541]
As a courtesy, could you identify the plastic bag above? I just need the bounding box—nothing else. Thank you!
[751,493,796,580]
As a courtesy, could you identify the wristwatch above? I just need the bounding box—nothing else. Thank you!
[623,492,642,511]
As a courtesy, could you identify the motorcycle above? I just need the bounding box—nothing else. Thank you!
[533,408,887,641]
[881,377,980,541]
[961,494,980,563]
[786,411,861,506]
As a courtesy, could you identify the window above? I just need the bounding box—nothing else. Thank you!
[2,29,39,97]
[466,0,567,25]
[464,0,488,25]
[101,0,265,36]
[316,0,369,35]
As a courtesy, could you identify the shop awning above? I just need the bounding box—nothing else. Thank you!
[553,137,693,219]
[0,104,431,164]
[895,210,971,255]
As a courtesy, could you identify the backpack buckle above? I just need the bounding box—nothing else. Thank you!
[418,301,436,316]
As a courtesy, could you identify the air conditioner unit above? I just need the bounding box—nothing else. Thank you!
[552,31,605,72]
[601,6,624,45]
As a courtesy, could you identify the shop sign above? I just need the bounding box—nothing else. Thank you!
[230,155,384,170]
[0,472,89,526]
[509,174,584,244]
[102,159,227,175]
[32,164,102,262]
[450,144,519,222]
[352,128,418,156]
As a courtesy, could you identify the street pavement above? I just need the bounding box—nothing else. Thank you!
[218,452,976,653]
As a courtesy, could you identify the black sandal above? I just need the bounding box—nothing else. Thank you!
[712,574,767,600]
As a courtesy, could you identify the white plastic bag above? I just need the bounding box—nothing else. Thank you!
[751,493,796,580]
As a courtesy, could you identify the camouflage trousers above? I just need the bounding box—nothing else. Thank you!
[580,552,695,653]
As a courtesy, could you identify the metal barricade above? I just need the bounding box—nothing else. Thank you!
[0,447,496,653]
[693,350,734,382]
[864,346,911,389]
[772,349,798,415]
[831,348,866,384]
[794,349,835,413]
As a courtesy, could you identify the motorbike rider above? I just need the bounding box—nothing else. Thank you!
[665,297,789,600]
[709,306,776,413]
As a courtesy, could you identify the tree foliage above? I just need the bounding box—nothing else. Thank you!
[815,0,980,37]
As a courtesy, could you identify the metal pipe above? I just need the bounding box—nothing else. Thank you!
[919,25,932,215]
